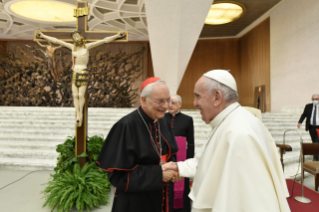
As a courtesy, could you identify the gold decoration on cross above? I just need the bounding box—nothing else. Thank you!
[74,6,89,17]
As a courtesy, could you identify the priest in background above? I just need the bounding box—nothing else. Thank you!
[165,94,194,212]
[97,77,179,212]
[163,70,290,212]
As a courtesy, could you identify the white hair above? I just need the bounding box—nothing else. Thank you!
[140,80,166,104]
[203,77,238,103]
[171,94,182,103]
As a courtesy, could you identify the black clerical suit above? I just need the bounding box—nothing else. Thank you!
[97,107,178,212]
[165,112,194,212]
[298,103,319,160]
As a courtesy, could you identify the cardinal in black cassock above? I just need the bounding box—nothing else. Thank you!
[164,94,194,212]
[97,77,179,212]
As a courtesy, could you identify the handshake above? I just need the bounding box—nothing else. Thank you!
[161,162,184,183]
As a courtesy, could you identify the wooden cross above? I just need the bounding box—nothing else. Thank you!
[34,1,128,167]
[34,1,128,42]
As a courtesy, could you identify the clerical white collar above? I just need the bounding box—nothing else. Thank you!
[209,102,240,128]
[171,111,180,116]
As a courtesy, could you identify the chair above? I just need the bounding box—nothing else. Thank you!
[242,106,262,121]
[302,143,319,191]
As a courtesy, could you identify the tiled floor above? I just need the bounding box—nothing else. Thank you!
[0,169,316,212]
[0,170,113,212]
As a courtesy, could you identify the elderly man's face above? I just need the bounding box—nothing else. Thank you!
[168,95,181,115]
[312,95,319,101]
[193,77,217,124]
[142,83,170,120]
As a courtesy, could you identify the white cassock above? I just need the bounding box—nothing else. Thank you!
[177,102,291,212]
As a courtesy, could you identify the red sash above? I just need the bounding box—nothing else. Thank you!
[161,154,168,163]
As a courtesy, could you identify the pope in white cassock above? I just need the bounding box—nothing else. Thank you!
[162,70,290,212]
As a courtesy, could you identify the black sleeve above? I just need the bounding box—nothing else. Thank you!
[169,154,176,162]
[298,105,308,123]
[187,117,195,159]
[98,116,166,193]
[108,165,163,192]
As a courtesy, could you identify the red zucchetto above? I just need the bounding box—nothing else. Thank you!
[140,77,161,92]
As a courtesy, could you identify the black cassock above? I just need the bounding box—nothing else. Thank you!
[97,107,178,212]
[164,112,194,212]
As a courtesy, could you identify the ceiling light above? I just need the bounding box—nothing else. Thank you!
[205,2,245,25]
[10,1,76,23]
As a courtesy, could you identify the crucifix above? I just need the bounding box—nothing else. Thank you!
[34,1,128,167]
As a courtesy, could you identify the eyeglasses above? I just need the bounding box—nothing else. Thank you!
[169,101,178,105]
[150,98,170,105]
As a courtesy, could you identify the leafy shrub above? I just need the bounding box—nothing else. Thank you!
[42,135,111,212]
[42,163,110,212]
[87,135,105,162]
[54,135,105,174]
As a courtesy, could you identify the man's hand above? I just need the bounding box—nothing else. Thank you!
[163,170,178,182]
[162,161,178,171]
[162,162,184,182]
[171,175,184,183]
[297,123,301,128]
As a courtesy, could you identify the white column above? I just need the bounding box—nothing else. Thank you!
[144,0,214,94]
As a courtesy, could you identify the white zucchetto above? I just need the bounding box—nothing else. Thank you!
[203,69,237,92]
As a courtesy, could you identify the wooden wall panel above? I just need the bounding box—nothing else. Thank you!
[146,18,270,110]
[0,41,7,78]
[177,39,240,108]
[147,43,154,77]
[239,18,270,111]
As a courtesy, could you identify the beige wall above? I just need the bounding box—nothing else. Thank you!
[270,0,319,112]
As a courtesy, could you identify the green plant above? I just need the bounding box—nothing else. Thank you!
[43,135,111,212]
[54,135,103,174]
[55,136,77,174]
[87,135,105,162]
[42,163,110,212]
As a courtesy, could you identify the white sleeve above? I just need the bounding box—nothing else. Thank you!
[177,158,198,178]
[177,139,207,178]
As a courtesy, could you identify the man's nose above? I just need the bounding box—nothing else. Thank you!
[163,101,169,108]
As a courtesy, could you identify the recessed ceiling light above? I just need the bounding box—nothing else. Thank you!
[205,2,245,25]
[10,1,76,23]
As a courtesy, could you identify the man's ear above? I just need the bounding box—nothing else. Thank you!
[141,96,146,106]
[213,90,223,106]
